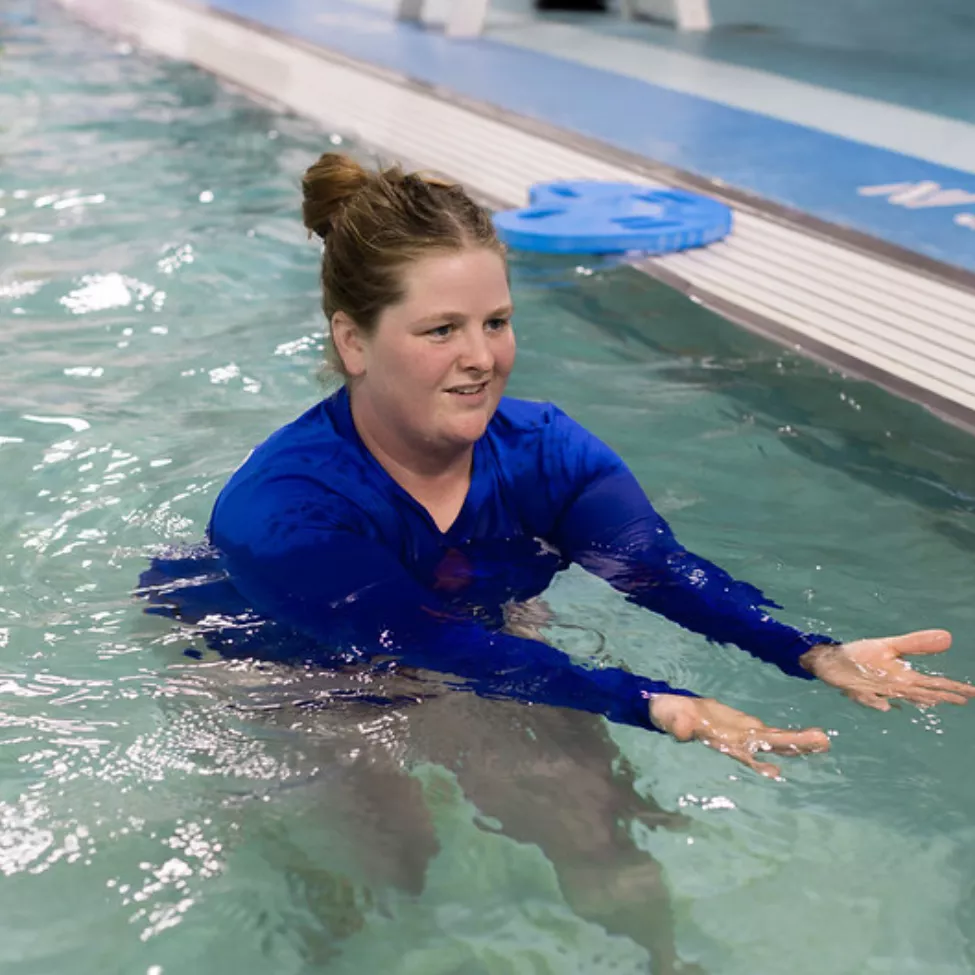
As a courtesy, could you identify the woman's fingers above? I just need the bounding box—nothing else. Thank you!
[847,679,971,709]
[702,738,781,778]
[696,724,828,778]
[887,629,953,656]
[915,674,975,699]
[739,753,781,778]
[746,726,831,756]
[893,687,971,707]
[659,698,829,777]
[846,689,892,711]
[842,665,974,708]
[917,690,970,706]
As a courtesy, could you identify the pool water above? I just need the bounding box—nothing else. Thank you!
[2,3,975,973]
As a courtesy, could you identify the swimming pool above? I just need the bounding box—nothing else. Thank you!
[3,3,975,973]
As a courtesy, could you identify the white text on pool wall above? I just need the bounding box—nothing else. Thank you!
[858,182,975,229]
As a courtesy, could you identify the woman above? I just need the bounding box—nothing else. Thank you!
[142,153,973,972]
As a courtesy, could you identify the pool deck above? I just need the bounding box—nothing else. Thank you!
[59,0,975,428]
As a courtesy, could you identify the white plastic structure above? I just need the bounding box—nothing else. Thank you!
[395,0,491,38]
[620,0,713,31]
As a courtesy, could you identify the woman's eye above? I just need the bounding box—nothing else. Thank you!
[428,324,454,338]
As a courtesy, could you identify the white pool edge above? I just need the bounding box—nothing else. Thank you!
[58,0,975,434]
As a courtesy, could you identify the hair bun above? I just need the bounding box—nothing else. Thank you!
[301,152,370,241]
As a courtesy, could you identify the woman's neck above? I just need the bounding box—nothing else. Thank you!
[349,389,473,531]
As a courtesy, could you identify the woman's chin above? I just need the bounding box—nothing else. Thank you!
[441,413,491,446]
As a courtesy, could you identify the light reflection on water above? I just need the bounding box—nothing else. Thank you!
[1,2,975,973]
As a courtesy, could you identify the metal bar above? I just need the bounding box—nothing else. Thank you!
[622,0,712,31]
[446,0,491,38]
[394,0,425,23]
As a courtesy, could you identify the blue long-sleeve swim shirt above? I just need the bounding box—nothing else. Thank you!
[140,387,835,732]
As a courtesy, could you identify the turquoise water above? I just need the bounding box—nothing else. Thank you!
[3,4,975,974]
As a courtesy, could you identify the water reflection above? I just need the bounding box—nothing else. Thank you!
[540,263,975,538]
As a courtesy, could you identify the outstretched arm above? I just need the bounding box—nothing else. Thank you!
[215,521,837,771]
[210,491,695,732]
[542,410,836,678]
[546,410,973,711]
[555,460,836,678]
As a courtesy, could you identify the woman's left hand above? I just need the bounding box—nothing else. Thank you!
[799,629,975,711]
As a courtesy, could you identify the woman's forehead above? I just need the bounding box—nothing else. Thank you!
[399,249,510,303]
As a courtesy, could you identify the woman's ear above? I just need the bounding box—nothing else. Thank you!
[331,311,368,377]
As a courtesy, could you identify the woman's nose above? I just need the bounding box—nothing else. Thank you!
[458,325,494,372]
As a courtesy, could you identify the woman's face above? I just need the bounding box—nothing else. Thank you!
[341,246,516,455]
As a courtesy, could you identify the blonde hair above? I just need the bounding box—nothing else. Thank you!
[301,153,504,375]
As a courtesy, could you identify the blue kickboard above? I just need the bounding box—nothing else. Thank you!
[494,181,733,255]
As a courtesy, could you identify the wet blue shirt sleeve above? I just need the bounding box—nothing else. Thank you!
[543,409,837,679]
[210,480,697,734]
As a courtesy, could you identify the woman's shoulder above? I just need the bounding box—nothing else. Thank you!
[489,396,623,481]
[490,396,597,448]
[210,394,371,535]
[228,398,350,483]
[491,395,568,433]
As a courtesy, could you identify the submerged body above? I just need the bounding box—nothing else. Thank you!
[143,386,832,727]
[142,384,827,975]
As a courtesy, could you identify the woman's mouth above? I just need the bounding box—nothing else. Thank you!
[446,380,489,397]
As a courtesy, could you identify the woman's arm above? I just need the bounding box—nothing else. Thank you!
[209,485,696,732]
[543,410,973,719]
[545,411,837,678]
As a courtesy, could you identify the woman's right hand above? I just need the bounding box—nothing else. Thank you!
[648,694,830,778]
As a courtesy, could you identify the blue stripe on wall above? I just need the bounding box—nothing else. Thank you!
[210,0,975,272]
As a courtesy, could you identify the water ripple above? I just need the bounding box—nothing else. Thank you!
[1,3,974,974]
